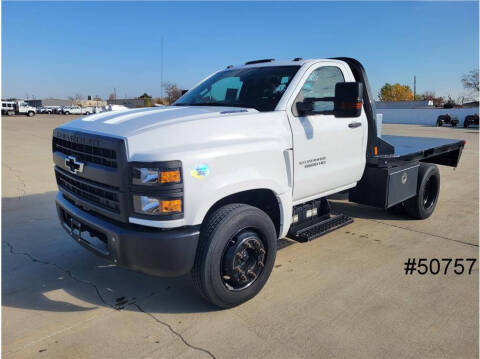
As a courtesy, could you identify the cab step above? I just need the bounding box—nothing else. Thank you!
[287,197,353,242]
[288,214,353,242]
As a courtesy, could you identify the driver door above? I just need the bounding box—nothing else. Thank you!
[288,64,367,202]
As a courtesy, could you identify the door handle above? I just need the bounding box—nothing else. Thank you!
[348,122,362,128]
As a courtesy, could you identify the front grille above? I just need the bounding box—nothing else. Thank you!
[53,137,117,168]
[56,170,120,213]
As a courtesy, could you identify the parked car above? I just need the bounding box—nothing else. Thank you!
[82,107,94,115]
[436,114,458,127]
[39,107,54,114]
[63,106,83,115]
[463,114,479,128]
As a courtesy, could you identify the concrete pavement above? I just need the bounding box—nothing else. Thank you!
[2,115,478,358]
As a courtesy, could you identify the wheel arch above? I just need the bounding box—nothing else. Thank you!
[200,188,286,239]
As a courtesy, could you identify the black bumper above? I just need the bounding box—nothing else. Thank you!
[55,192,200,277]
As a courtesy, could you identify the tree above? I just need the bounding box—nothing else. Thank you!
[443,96,459,109]
[164,83,182,104]
[418,91,444,107]
[138,93,152,107]
[461,70,479,95]
[138,93,152,99]
[378,83,414,101]
[154,97,169,106]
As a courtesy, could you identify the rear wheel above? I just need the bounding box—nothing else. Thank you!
[64,111,70,115]
[27,111,34,117]
[404,163,440,219]
[192,204,277,308]
[464,120,469,128]
[436,119,443,127]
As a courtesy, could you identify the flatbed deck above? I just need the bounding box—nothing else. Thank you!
[368,135,465,167]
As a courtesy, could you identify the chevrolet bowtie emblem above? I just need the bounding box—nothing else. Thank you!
[65,156,85,174]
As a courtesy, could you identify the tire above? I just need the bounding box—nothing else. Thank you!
[404,163,440,219]
[192,203,277,308]
[452,122,457,127]
[27,111,34,117]
[464,120,469,128]
[436,119,442,127]
[64,111,70,115]
[85,112,90,115]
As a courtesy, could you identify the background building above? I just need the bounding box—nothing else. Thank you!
[26,98,72,107]
[375,100,434,109]
[107,98,147,108]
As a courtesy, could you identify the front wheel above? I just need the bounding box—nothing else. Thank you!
[64,111,70,115]
[192,204,277,308]
[27,111,34,117]
[436,120,443,127]
[404,163,440,219]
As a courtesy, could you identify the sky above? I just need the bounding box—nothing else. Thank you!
[2,1,479,101]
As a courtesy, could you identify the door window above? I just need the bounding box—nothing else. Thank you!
[294,66,345,115]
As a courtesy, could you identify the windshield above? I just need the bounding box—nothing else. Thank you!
[174,66,300,112]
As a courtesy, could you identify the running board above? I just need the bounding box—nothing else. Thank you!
[287,197,353,242]
[288,214,353,242]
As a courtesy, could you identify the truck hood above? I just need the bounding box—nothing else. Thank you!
[58,105,290,162]
[59,106,259,138]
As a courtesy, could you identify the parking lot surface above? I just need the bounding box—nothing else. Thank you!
[2,114,479,358]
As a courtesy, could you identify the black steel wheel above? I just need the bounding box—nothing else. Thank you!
[221,229,266,291]
[405,163,440,219]
[192,204,277,308]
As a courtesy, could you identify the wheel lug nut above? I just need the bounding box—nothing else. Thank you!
[258,261,264,268]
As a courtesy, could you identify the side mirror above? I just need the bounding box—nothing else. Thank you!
[181,90,188,95]
[296,100,314,116]
[334,82,363,118]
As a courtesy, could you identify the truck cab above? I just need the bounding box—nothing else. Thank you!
[52,58,464,308]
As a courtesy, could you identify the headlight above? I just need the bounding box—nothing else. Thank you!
[132,167,181,185]
[133,195,182,215]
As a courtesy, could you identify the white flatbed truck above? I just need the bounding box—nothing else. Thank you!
[52,57,465,308]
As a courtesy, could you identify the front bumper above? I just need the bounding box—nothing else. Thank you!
[55,192,200,277]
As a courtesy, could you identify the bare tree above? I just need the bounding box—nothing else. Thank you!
[163,82,183,104]
[418,91,444,107]
[461,70,479,97]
